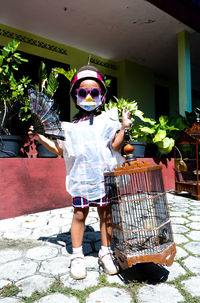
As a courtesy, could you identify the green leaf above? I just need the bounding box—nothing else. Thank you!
[153,129,166,143]
[105,79,111,87]
[46,71,59,98]
[143,117,156,125]
[12,64,18,70]
[38,61,48,91]
[156,138,174,154]
[53,67,76,81]
[159,115,168,126]
[2,49,10,57]
[140,126,155,134]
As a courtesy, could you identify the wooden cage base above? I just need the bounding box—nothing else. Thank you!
[114,243,176,270]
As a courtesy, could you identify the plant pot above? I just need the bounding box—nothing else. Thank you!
[0,135,22,157]
[131,141,146,158]
[122,141,146,158]
[36,142,58,158]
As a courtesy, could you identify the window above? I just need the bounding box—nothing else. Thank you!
[17,52,70,122]
[155,84,169,120]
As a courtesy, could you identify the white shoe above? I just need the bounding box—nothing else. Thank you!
[98,249,119,275]
[70,254,87,280]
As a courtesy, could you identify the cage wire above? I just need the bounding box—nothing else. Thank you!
[105,161,176,269]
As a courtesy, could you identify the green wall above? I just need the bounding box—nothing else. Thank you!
[0,23,178,121]
[118,60,155,118]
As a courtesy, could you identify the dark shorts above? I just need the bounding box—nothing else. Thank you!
[72,195,109,208]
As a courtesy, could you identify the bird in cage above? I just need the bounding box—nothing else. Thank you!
[28,88,65,140]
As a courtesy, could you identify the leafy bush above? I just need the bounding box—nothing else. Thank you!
[105,97,188,154]
[0,40,31,134]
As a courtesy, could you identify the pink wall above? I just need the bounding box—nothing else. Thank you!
[0,158,72,220]
[0,158,175,220]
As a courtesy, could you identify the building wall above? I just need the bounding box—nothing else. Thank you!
[118,60,155,118]
[0,158,175,220]
[0,23,179,120]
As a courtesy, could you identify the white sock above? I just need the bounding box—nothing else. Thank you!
[101,245,111,254]
[72,246,83,255]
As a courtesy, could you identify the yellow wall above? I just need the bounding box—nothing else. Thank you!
[0,23,178,120]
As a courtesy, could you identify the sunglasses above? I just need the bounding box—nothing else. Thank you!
[76,88,102,99]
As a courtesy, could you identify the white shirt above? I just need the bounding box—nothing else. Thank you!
[58,108,123,200]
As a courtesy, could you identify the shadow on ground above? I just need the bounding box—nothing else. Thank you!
[38,225,169,284]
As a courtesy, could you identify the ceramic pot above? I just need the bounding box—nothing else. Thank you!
[0,135,22,157]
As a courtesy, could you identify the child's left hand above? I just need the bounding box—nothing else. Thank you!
[122,108,133,129]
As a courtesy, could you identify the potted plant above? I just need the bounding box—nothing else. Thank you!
[0,40,31,157]
[105,96,147,157]
[105,97,188,157]
[130,115,189,157]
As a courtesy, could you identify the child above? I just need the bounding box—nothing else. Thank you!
[29,65,132,280]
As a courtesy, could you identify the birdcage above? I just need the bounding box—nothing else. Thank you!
[104,131,176,270]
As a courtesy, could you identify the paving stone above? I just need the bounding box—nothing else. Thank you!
[171,212,188,217]
[138,284,184,303]
[0,218,21,231]
[85,218,98,226]
[0,279,11,288]
[22,217,49,229]
[3,228,32,240]
[183,256,200,275]
[0,249,24,264]
[188,215,200,222]
[0,259,38,281]
[172,225,189,234]
[61,271,99,290]
[85,256,99,271]
[1,192,200,302]
[26,246,59,260]
[184,242,200,255]
[39,256,70,276]
[173,234,188,244]
[164,261,186,281]
[175,246,188,260]
[190,210,200,216]
[171,206,190,212]
[60,246,72,257]
[189,202,200,208]
[0,298,20,303]
[59,207,74,214]
[50,208,72,216]
[187,230,200,241]
[30,226,60,240]
[48,217,71,228]
[89,222,100,231]
[60,225,72,233]
[36,293,79,303]
[187,222,200,230]
[61,212,74,219]
[181,276,200,297]
[106,273,124,285]
[171,217,189,224]
[86,287,132,303]
[16,275,54,297]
